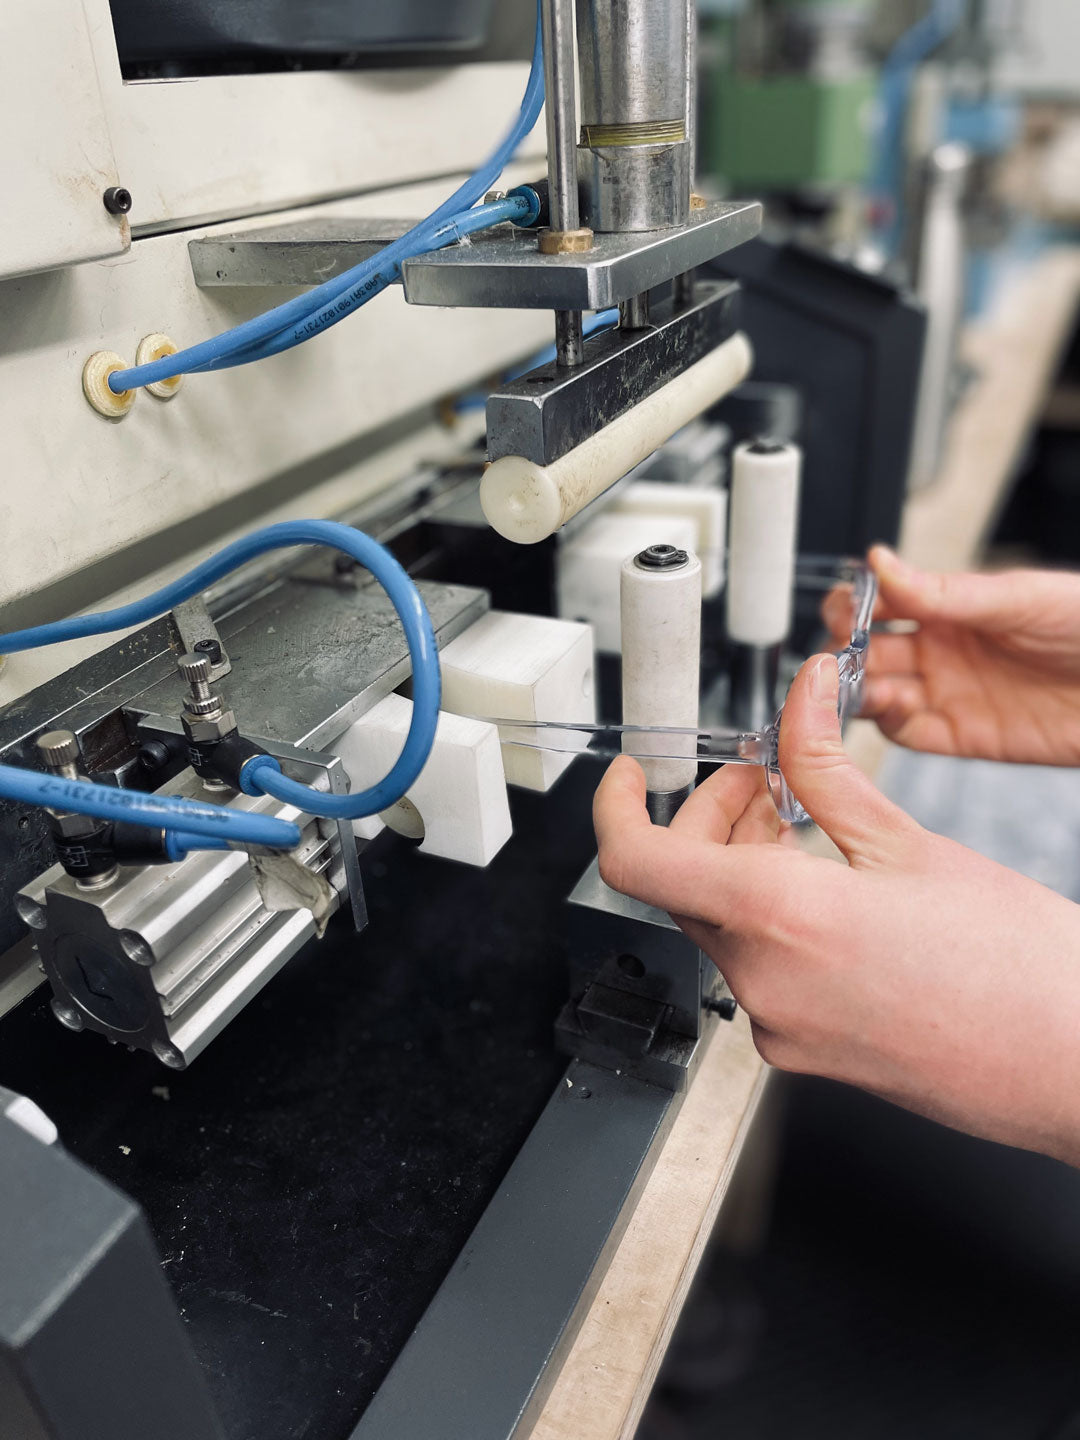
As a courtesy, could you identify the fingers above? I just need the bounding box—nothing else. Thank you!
[822,579,908,646]
[861,632,920,678]
[778,654,923,867]
[728,780,784,846]
[869,545,1036,630]
[593,756,794,927]
[669,763,771,845]
[860,675,961,755]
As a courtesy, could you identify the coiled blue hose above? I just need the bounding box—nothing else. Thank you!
[108,6,545,393]
[0,520,441,836]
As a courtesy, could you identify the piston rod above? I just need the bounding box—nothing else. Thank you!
[540,0,588,367]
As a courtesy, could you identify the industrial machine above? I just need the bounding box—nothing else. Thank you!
[0,3,923,1438]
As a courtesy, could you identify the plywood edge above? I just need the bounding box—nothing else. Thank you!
[529,1016,767,1440]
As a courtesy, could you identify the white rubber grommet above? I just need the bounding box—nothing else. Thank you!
[82,351,136,418]
[136,332,183,399]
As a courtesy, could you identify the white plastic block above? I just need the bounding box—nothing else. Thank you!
[439,610,595,792]
[557,512,697,653]
[613,479,727,597]
[333,694,512,867]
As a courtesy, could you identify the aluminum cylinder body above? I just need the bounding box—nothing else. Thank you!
[576,0,693,232]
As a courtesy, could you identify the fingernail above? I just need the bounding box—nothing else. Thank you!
[809,654,839,704]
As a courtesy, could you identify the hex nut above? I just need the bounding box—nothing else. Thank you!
[50,811,106,840]
[538,227,594,255]
[182,710,237,746]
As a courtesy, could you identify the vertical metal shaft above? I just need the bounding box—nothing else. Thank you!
[619,293,651,330]
[541,0,586,368]
[685,0,697,185]
[555,311,585,367]
[541,0,581,235]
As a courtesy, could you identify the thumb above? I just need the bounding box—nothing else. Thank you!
[870,544,1024,630]
[778,654,922,868]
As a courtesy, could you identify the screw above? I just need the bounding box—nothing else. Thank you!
[15,895,47,931]
[36,729,81,775]
[51,999,84,1032]
[193,638,223,667]
[119,931,154,967]
[138,740,171,772]
[705,996,738,1022]
[103,186,133,215]
[636,544,689,571]
[152,1041,186,1070]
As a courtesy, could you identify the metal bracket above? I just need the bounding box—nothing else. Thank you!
[185,202,762,310]
[561,856,724,1091]
[137,716,367,933]
[168,598,231,680]
[487,279,739,466]
[189,217,413,288]
[400,199,762,310]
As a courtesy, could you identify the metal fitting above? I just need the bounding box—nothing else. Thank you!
[635,544,689,571]
[36,730,81,779]
[178,652,226,720]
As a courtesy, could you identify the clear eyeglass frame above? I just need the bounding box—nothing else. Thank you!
[482,557,878,827]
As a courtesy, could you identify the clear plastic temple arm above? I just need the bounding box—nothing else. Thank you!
[474,719,777,767]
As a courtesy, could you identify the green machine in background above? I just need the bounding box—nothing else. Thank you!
[700,0,879,194]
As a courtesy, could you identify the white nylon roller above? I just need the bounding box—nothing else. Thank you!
[726,439,802,647]
[481,332,754,545]
[620,546,702,794]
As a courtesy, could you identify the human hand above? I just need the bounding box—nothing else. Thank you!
[594,653,1080,1165]
[825,546,1080,765]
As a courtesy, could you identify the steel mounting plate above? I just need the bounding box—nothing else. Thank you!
[400,199,762,310]
[189,218,414,288]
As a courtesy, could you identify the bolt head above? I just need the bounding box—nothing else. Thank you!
[119,930,155,967]
[636,544,689,571]
[51,999,84,1032]
[36,730,80,769]
[193,638,224,667]
[15,895,47,931]
[102,186,132,215]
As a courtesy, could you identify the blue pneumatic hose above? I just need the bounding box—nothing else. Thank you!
[0,521,440,826]
[107,6,545,392]
[0,766,301,850]
[191,193,539,375]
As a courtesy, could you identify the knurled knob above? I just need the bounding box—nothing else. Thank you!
[36,730,80,770]
[177,652,212,686]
